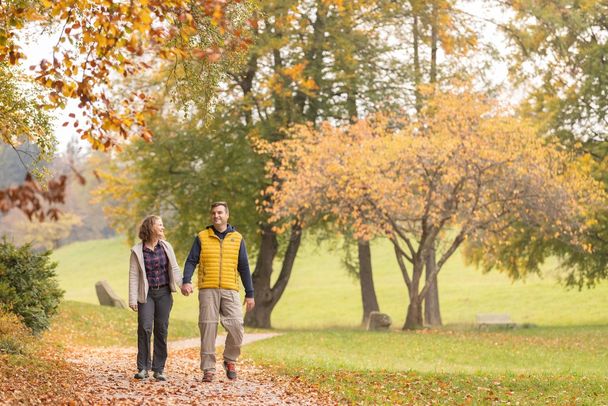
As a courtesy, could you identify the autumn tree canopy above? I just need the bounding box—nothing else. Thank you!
[265,89,604,329]
[0,0,254,220]
[1,0,253,150]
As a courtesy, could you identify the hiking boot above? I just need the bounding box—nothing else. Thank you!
[223,361,237,380]
[202,371,215,382]
[134,370,148,379]
[153,371,167,381]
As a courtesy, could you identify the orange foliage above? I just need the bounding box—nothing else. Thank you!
[262,88,604,327]
[0,0,251,151]
[266,90,603,247]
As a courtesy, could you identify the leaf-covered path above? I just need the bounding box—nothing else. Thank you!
[61,334,329,405]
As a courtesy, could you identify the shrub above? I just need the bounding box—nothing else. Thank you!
[0,239,64,334]
[0,308,32,354]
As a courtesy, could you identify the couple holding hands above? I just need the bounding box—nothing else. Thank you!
[128,201,255,382]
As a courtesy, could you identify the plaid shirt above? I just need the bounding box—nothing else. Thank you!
[143,242,170,288]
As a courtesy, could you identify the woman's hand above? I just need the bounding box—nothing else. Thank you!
[181,283,193,296]
[130,304,138,312]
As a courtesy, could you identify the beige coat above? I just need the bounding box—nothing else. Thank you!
[129,240,182,306]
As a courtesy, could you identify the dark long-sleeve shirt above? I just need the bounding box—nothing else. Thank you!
[182,225,254,298]
[142,242,170,287]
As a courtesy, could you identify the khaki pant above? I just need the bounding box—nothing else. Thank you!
[198,288,243,372]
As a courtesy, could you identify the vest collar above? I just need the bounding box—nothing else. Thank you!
[206,224,236,235]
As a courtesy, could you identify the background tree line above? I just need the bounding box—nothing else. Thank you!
[1,0,607,330]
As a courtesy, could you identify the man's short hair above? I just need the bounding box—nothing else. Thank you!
[210,201,229,213]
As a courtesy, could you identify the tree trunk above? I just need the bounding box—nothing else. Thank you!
[244,223,276,328]
[304,3,327,123]
[412,12,422,113]
[424,244,442,326]
[423,2,442,328]
[358,239,379,325]
[430,1,438,85]
[403,261,424,330]
[244,223,302,328]
[404,296,423,330]
[341,22,380,327]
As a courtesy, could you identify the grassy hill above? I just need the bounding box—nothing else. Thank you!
[52,235,608,329]
[38,295,608,405]
[41,241,608,404]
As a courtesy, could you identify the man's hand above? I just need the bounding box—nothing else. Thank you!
[129,304,138,312]
[244,297,255,312]
[181,283,193,296]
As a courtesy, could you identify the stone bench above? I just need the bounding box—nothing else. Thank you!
[475,313,516,329]
[95,280,128,309]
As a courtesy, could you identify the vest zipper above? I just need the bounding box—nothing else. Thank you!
[218,237,223,289]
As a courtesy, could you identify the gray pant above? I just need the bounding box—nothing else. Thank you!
[198,288,244,372]
[137,285,173,372]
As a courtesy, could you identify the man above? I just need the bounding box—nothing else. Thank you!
[181,201,255,382]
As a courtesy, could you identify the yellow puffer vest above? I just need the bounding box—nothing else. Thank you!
[197,228,242,291]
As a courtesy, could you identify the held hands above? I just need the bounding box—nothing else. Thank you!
[181,283,194,296]
[244,297,255,313]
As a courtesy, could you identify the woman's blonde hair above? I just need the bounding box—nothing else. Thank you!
[138,215,161,242]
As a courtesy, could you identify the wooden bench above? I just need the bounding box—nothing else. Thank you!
[475,313,516,329]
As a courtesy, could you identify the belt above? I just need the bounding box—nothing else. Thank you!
[150,284,169,290]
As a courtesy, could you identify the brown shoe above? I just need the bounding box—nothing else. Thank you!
[202,371,215,382]
[223,361,237,380]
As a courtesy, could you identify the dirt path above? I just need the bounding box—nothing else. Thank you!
[63,334,328,405]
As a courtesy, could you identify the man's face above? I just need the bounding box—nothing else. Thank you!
[210,205,229,228]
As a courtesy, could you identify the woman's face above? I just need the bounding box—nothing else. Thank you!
[152,218,165,240]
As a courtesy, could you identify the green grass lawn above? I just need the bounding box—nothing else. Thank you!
[244,328,608,404]
[52,235,608,329]
[246,327,608,375]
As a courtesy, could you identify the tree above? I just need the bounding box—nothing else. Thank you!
[0,0,254,221]
[265,89,603,329]
[0,138,115,245]
[50,141,116,244]
[241,0,413,328]
[93,109,263,258]
[504,0,608,145]
[498,0,608,287]
[0,62,63,221]
[0,64,54,166]
[413,0,499,326]
[1,0,253,150]
[0,172,67,222]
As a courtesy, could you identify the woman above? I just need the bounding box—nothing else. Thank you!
[129,215,182,381]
